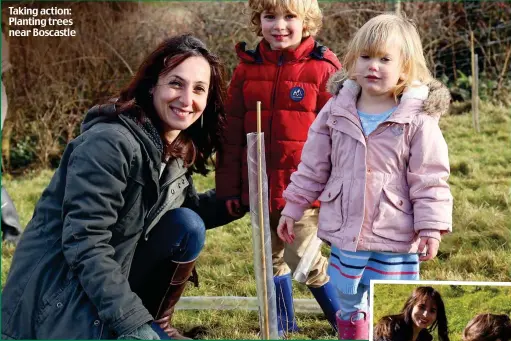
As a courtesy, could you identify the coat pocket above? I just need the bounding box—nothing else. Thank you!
[372,186,415,242]
[317,180,346,232]
[36,273,77,326]
[36,276,105,339]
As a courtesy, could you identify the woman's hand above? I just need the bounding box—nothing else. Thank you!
[418,237,440,261]
[277,215,296,244]
[226,199,244,217]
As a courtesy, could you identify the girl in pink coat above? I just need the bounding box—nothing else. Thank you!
[277,13,453,340]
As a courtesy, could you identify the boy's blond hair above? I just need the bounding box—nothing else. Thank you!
[343,13,432,98]
[248,0,322,38]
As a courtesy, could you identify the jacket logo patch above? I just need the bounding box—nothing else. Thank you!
[290,87,305,102]
[390,125,404,136]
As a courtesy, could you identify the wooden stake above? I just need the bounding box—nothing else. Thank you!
[474,54,480,133]
[256,101,270,339]
[394,0,401,15]
[470,31,479,133]
[497,46,511,94]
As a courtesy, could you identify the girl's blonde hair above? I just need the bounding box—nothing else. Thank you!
[248,0,322,38]
[343,13,432,98]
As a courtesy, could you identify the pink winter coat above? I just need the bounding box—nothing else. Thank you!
[281,75,453,253]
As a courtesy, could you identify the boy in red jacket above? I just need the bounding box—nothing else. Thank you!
[215,0,342,335]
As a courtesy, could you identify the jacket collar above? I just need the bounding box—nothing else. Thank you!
[331,79,429,124]
[82,104,163,170]
[260,36,315,63]
[118,112,163,169]
[160,157,187,186]
[236,36,316,64]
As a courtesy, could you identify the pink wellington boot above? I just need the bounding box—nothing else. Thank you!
[336,310,369,340]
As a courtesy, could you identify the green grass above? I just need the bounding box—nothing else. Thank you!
[1,102,510,339]
[373,283,511,341]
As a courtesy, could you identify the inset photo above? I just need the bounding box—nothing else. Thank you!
[370,280,511,341]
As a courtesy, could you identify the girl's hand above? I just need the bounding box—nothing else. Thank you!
[418,237,440,261]
[277,215,296,244]
[226,199,244,217]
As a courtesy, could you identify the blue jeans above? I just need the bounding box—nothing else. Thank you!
[128,207,206,289]
[337,283,370,321]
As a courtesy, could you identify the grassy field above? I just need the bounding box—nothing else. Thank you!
[372,283,511,341]
[1,102,510,339]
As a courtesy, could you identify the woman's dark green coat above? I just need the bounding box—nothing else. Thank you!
[1,104,231,339]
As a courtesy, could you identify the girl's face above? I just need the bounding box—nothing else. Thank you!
[260,9,304,51]
[411,299,437,330]
[354,43,405,98]
[151,55,210,142]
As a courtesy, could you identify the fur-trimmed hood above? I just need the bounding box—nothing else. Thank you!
[326,70,451,118]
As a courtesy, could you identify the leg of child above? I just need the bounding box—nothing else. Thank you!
[270,209,292,276]
[280,208,342,332]
[337,283,370,340]
[269,210,298,335]
[280,208,328,286]
[337,283,369,320]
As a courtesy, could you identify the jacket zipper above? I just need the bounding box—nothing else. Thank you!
[338,113,394,247]
[126,241,138,276]
[145,166,180,220]
[144,172,187,240]
[268,54,284,202]
[98,322,104,339]
[341,114,365,140]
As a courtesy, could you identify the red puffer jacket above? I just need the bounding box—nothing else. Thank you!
[216,36,341,212]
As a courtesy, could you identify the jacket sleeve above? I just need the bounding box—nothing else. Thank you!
[61,128,152,336]
[407,115,453,240]
[215,65,246,199]
[281,99,334,221]
[183,177,243,229]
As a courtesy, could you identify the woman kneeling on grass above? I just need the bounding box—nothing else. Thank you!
[374,286,450,341]
[1,34,235,340]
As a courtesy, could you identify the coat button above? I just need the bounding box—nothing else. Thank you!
[94,320,100,326]
[56,302,63,308]
[328,192,331,198]
[399,200,403,206]
[332,119,337,125]
[352,237,356,242]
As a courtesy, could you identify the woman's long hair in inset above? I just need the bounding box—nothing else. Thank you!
[374,286,450,341]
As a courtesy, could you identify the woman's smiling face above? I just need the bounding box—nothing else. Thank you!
[411,299,437,330]
[151,55,211,142]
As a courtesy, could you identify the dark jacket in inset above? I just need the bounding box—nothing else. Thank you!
[374,317,433,341]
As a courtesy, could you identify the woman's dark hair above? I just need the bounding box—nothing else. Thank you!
[114,34,227,175]
[463,313,511,341]
[374,286,450,341]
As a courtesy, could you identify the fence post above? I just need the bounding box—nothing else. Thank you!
[474,54,480,133]
[393,0,401,15]
[496,46,511,94]
[470,31,480,133]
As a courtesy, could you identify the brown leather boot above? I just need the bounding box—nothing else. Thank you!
[141,258,198,339]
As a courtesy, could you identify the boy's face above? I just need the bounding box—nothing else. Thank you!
[260,9,304,51]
